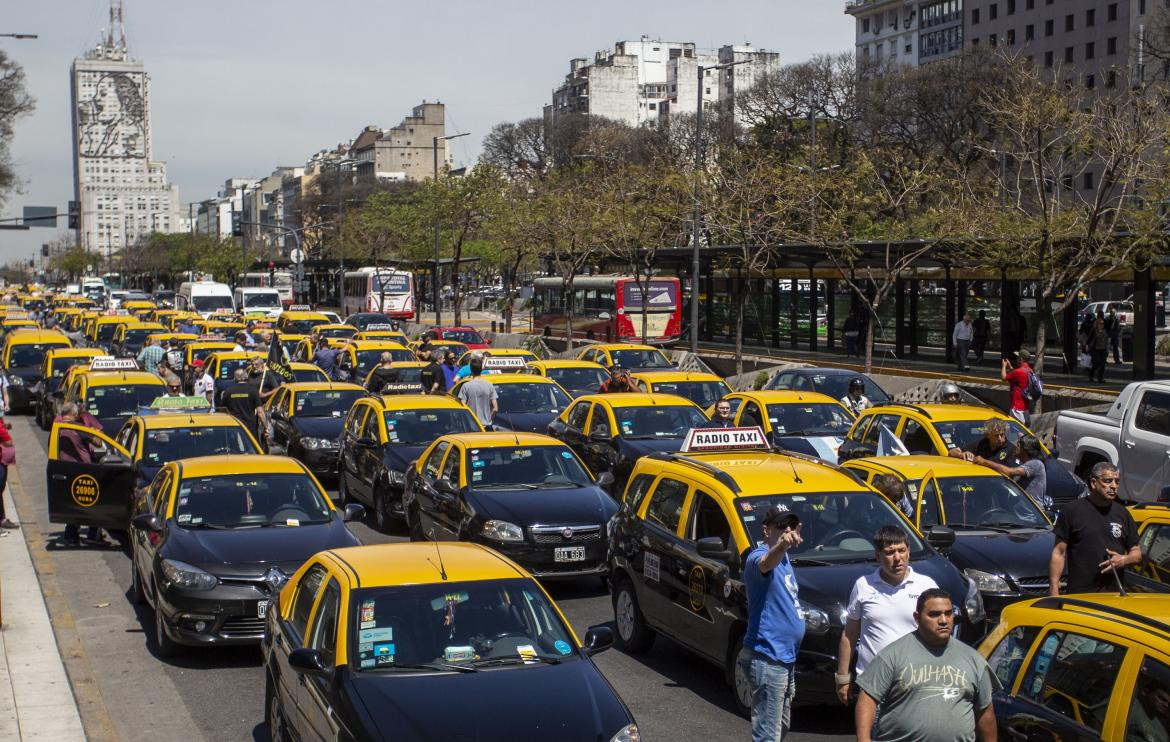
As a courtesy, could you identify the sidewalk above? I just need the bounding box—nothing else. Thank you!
[0,477,85,740]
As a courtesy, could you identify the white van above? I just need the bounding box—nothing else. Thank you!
[177,281,235,318]
[233,287,283,319]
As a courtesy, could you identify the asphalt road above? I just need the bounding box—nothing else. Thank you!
[8,415,852,742]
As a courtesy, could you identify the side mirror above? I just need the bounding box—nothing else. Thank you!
[435,478,458,496]
[288,648,331,678]
[589,425,611,442]
[343,503,365,522]
[582,625,613,656]
[131,513,163,532]
[696,536,733,562]
[595,471,615,489]
[927,525,957,550]
[670,360,680,368]
[597,312,611,321]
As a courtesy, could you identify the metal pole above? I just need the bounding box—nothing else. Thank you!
[433,135,441,326]
[809,87,817,238]
[690,64,704,355]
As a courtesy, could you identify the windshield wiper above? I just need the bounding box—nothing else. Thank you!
[471,655,562,668]
[182,522,231,530]
[982,521,1040,530]
[474,483,538,490]
[790,556,836,566]
[367,662,477,673]
[947,522,1012,533]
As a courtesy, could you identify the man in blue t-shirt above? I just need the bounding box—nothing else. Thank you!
[739,505,806,742]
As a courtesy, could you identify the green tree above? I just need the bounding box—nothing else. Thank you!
[51,246,100,281]
[0,50,35,209]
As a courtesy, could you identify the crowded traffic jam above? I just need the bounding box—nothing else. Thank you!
[5,275,1169,741]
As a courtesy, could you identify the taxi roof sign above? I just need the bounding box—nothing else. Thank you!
[483,356,528,369]
[366,323,395,330]
[89,357,138,371]
[680,426,769,453]
[149,395,211,410]
[288,304,312,311]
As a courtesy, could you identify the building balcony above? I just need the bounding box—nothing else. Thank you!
[845,0,904,14]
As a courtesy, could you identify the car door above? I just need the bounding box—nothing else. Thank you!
[1119,653,1170,742]
[736,400,769,437]
[432,443,465,540]
[355,410,384,497]
[299,578,343,741]
[1134,521,1170,592]
[268,389,292,451]
[271,563,330,736]
[915,472,943,532]
[339,403,369,501]
[413,442,450,538]
[855,413,903,458]
[673,487,737,663]
[583,403,616,476]
[1123,388,1170,502]
[634,476,691,631]
[558,400,592,456]
[132,469,173,591]
[46,422,134,529]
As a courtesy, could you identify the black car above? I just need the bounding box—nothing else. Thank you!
[261,543,639,742]
[127,456,363,656]
[153,290,175,309]
[344,312,397,331]
[403,434,617,580]
[337,395,483,531]
[766,367,890,404]
[454,377,572,434]
[36,352,98,430]
[265,383,368,479]
[3,338,70,413]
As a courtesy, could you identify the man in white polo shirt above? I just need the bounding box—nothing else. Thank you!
[835,525,938,705]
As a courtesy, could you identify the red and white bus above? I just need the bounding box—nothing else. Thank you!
[340,267,415,319]
[239,271,294,307]
[531,275,682,345]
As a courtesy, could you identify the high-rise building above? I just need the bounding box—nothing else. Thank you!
[70,1,179,258]
[350,102,450,183]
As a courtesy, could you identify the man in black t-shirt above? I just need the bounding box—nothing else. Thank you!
[366,352,400,393]
[419,349,446,395]
[949,417,1017,466]
[224,368,264,446]
[1049,461,1139,595]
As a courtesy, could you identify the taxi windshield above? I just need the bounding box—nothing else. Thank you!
[319,327,357,339]
[651,380,728,409]
[174,473,332,528]
[143,426,258,465]
[355,349,413,373]
[934,419,1031,452]
[614,405,707,439]
[932,476,1048,528]
[120,328,153,346]
[216,357,255,380]
[282,318,327,334]
[351,578,576,671]
[96,324,119,341]
[610,349,672,369]
[86,385,163,418]
[51,357,89,377]
[441,329,484,344]
[9,343,68,368]
[292,367,328,383]
[736,492,928,563]
[765,403,854,436]
[545,367,608,393]
[468,446,591,489]
[383,409,480,445]
[294,389,365,418]
[190,346,229,364]
[494,383,571,415]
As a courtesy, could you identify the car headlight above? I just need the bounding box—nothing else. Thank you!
[301,437,335,450]
[387,469,406,487]
[7,375,23,387]
[481,520,524,542]
[161,559,218,590]
[609,724,641,742]
[797,600,831,635]
[964,576,987,624]
[964,568,1012,594]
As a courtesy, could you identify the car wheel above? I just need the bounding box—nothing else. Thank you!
[130,562,145,605]
[612,577,654,653]
[154,603,181,659]
[373,489,389,533]
[727,635,751,719]
[265,675,291,742]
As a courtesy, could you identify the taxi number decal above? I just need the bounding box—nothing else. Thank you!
[644,552,660,582]
[70,474,100,507]
[688,565,706,612]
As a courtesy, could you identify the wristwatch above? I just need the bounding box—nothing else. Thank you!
[835,673,853,686]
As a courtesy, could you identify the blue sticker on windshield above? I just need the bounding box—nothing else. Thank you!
[472,460,486,468]
[561,451,572,459]
[554,640,572,655]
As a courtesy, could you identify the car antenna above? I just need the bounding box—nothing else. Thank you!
[427,529,448,581]
[784,451,803,484]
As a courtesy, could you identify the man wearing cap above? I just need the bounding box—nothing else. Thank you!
[738,505,805,741]
[191,359,215,407]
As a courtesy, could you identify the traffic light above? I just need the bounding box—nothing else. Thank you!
[68,201,79,230]
[231,211,243,237]
[41,244,49,257]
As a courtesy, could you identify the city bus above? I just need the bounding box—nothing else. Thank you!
[239,271,294,307]
[531,275,683,345]
[339,267,415,319]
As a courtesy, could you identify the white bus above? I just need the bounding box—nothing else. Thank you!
[239,271,294,307]
[340,267,415,319]
[177,281,235,318]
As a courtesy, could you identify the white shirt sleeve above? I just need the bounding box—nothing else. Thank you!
[846,577,866,621]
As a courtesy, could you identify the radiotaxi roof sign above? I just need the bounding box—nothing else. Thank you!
[89,357,138,371]
[681,426,769,453]
[483,356,528,370]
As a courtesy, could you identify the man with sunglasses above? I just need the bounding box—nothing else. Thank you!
[1049,461,1139,596]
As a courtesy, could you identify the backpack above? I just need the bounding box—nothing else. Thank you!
[1023,370,1044,403]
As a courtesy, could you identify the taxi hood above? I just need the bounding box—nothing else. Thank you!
[492,410,559,434]
[347,660,632,742]
[466,484,616,527]
[381,444,428,473]
[791,553,970,620]
[292,415,346,440]
[615,436,686,459]
[162,518,359,576]
[770,434,844,464]
[944,528,1055,581]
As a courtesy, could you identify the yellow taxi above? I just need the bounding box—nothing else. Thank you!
[839,402,1039,461]
[313,323,358,341]
[122,299,156,314]
[978,594,1170,740]
[410,338,469,360]
[86,315,136,351]
[263,382,367,477]
[710,390,855,463]
[449,374,572,433]
[456,347,538,374]
[1128,504,1170,592]
[193,318,244,338]
[0,316,38,336]
[607,432,982,713]
[338,393,482,531]
[112,321,166,358]
[336,340,416,383]
[525,359,610,398]
[576,343,675,371]
[62,362,167,435]
[362,361,426,394]
[2,328,71,412]
[148,308,181,326]
[287,362,329,385]
[292,336,349,362]
[277,310,331,335]
[35,347,106,429]
[630,370,731,410]
[202,350,263,403]
[165,312,202,332]
[273,333,305,361]
[261,543,636,740]
[53,306,83,328]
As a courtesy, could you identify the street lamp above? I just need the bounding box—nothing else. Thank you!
[433,131,469,325]
[333,158,357,273]
[691,59,748,354]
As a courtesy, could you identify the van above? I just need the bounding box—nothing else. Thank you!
[232,287,283,319]
[176,281,235,319]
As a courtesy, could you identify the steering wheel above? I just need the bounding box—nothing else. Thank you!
[980,508,1016,524]
[271,506,311,522]
[473,631,530,655]
[543,474,575,485]
[818,529,866,547]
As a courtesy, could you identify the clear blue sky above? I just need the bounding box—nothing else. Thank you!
[0,0,853,267]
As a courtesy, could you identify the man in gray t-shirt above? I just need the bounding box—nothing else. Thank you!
[856,588,998,742]
[974,434,1050,509]
[457,358,498,430]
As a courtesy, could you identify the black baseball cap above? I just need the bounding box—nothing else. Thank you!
[762,505,800,529]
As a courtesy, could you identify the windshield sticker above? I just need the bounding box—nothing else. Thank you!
[444,646,475,662]
[360,659,376,668]
[739,502,753,512]
[513,449,532,459]
[517,644,537,662]
[472,460,485,468]
[360,600,375,624]
[430,592,470,611]
[744,515,757,522]
[285,519,299,527]
[177,513,191,523]
[470,449,479,454]
[373,642,395,659]
[561,451,573,459]
[472,471,483,481]
[178,497,188,506]
[554,640,572,655]
[359,627,394,643]
[387,432,399,443]
[644,552,661,582]
[360,621,375,629]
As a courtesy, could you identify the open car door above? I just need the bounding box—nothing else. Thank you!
[47,422,134,529]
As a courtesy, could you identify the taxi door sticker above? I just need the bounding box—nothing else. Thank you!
[688,565,706,611]
[71,474,100,507]
[644,552,661,582]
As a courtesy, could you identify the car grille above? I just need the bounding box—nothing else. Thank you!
[1016,576,1059,594]
[528,525,601,544]
[220,616,266,638]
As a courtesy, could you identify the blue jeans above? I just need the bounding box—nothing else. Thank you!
[739,648,795,742]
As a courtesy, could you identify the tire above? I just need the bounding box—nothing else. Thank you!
[154,603,181,659]
[726,635,751,719]
[612,577,655,653]
[265,675,292,742]
[130,562,145,605]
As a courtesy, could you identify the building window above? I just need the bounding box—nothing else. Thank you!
[1106,70,1117,87]
[1062,175,1074,191]
[990,33,998,47]
[1065,14,1074,31]
[1026,24,1035,41]
[1140,0,1146,16]
[1108,37,1117,55]
[972,37,980,46]
[1065,46,1074,63]
[1084,172,1094,190]
[972,7,980,23]
[1085,73,1095,89]
[1086,8,1095,26]
[1086,41,1095,59]
[1045,19,1054,36]
[1008,0,1016,13]
[1007,28,1016,45]
[905,43,912,53]
[1026,0,1034,8]
[990,3,998,20]
[1108,3,1118,21]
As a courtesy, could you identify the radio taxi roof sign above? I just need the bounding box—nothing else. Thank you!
[681,426,769,453]
[483,356,528,370]
[365,323,395,331]
[89,357,138,371]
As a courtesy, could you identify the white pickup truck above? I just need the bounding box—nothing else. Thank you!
[1054,380,1170,502]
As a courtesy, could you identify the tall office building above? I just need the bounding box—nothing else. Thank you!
[70,1,179,258]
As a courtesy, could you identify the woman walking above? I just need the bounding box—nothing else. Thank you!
[0,422,17,529]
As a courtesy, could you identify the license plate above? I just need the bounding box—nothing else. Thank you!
[257,600,269,618]
[554,546,585,563]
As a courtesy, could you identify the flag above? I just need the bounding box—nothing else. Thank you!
[267,331,295,385]
[876,424,910,457]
